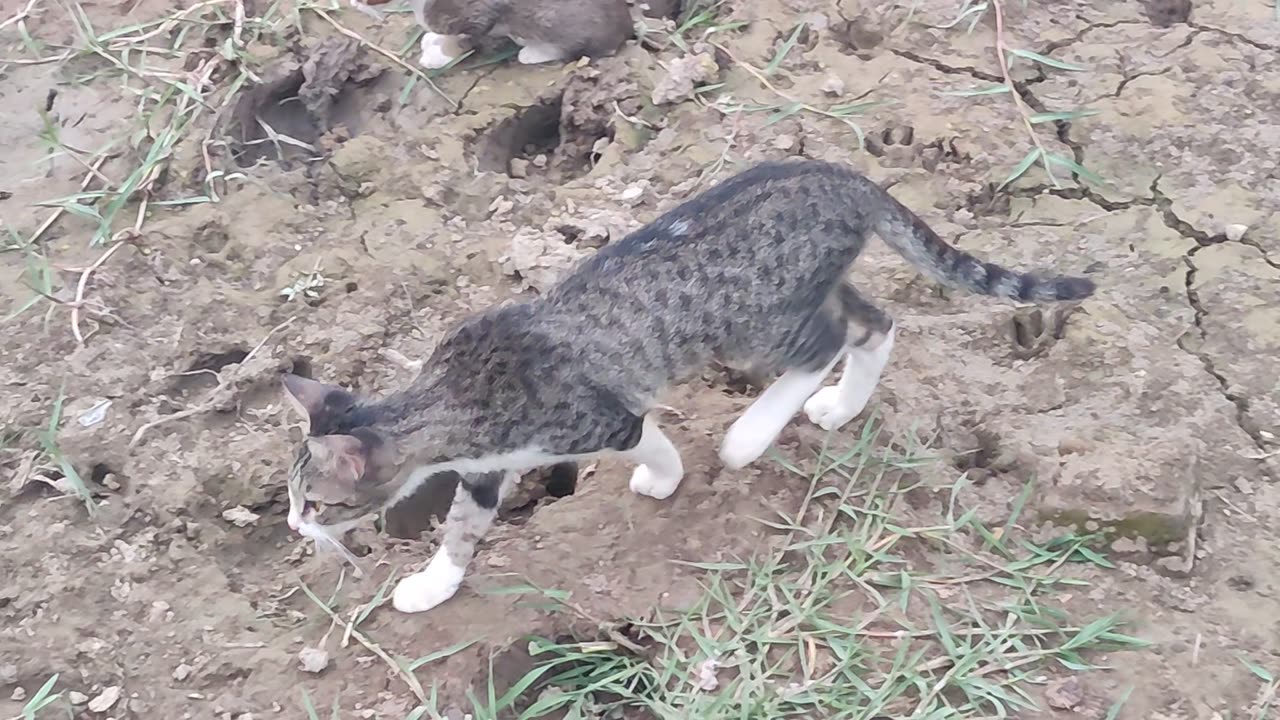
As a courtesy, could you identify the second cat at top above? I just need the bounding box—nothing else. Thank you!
[408,0,634,70]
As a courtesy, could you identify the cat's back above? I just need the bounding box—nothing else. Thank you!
[509,0,632,55]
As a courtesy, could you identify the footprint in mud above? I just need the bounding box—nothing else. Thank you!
[865,124,970,172]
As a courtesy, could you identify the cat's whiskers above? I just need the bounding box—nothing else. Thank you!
[299,519,367,578]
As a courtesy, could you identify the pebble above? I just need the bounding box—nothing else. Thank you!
[298,647,330,674]
[11,687,26,701]
[821,74,846,96]
[1224,223,1248,241]
[173,663,194,681]
[89,686,122,713]
[221,507,260,528]
[69,691,89,705]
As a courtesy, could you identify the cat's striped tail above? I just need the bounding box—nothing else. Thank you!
[871,191,1095,303]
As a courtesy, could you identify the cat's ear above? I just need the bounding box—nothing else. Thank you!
[307,435,370,491]
[282,374,355,432]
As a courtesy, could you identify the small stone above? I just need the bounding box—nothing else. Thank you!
[1044,676,1084,710]
[69,691,89,705]
[101,473,122,491]
[221,506,259,528]
[821,74,845,96]
[89,685,122,713]
[11,687,26,701]
[619,184,644,201]
[773,134,796,150]
[298,647,330,674]
[1224,223,1248,241]
[532,153,548,168]
[1234,477,1254,495]
[173,663,194,681]
[508,158,529,178]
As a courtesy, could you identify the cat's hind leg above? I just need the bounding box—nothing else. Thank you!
[803,284,895,431]
[392,470,512,614]
[719,310,846,469]
[623,415,685,500]
[517,42,569,65]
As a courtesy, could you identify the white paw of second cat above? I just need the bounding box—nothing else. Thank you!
[418,33,462,70]
[516,43,566,65]
[392,555,464,614]
[629,465,681,500]
[803,385,870,432]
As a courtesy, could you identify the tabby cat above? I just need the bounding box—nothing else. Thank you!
[279,160,1094,614]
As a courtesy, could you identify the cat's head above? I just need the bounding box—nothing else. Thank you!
[279,374,402,534]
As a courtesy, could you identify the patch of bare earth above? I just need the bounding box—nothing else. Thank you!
[2,0,1277,718]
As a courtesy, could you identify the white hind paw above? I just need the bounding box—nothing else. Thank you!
[517,43,566,65]
[803,386,868,432]
[392,554,464,614]
[629,465,681,500]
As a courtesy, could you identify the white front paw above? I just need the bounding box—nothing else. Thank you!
[392,557,464,614]
[629,465,681,500]
[803,386,867,431]
[719,418,775,470]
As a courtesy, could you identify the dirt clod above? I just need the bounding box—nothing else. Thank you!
[1045,677,1086,710]
[298,647,330,674]
[88,686,122,713]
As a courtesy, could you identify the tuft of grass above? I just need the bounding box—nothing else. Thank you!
[37,384,97,515]
[467,419,1143,718]
[18,673,68,719]
[665,0,748,53]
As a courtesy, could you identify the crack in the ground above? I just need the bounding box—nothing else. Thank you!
[1038,18,1147,56]
[886,48,1001,84]
[1004,178,1276,467]
[1180,248,1278,477]
[1188,23,1278,53]
[889,29,1275,467]
[452,66,502,114]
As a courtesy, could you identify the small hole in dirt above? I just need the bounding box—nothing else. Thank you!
[290,356,315,379]
[476,98,563,177]
[953,429,1000,473]
[556,225,582,244]
[642,0,683,19]
[189,348,249,374]
[1141,0,1191,26]
[544,462,578,498]
[832,18,884,57]
[344,281,358,293]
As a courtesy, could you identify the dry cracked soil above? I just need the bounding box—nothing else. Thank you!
[1,0,1279,718]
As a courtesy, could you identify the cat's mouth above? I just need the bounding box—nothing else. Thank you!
[287,500,323,531]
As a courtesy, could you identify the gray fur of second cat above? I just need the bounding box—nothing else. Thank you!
[408,0,633,69]
[280,160,1095,614]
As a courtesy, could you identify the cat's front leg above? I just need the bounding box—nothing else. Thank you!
[392,470,512,613]
[418,32,468,70]
[623,415,685,500]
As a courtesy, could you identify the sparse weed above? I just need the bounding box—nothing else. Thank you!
[444,420,1143,718]
[935,0,1107,190]
[15,673,68,719]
